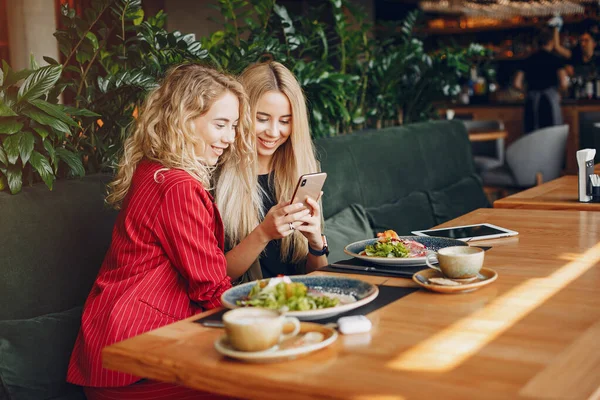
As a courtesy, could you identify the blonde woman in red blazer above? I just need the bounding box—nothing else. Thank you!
[67,64,255,399]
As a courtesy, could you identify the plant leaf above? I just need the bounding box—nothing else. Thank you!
[6,164,22,194]
[56,147,85,177]
[0,118,23,134]
[86,31,99,50]
[28,99,80,129]
[29,151,54,190]
[0,99,17,116]
[62,106,101,117]
[43,141,57,172]
[0,144,7,165]
[32,126,49,140]
[43,56,60,65]
[2,61,33,87]
[30,54,40,70]
[17,65,62,103]
[3,133,21,164]
[21,107,70,133]
[19,131,35,165]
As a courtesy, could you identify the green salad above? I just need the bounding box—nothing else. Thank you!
[363,237,409,258]
[236,279,340,311]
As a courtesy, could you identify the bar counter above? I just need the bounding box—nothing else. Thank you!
[440,99,600,174]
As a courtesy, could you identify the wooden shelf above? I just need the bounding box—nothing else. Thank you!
[421,15,596,35]
[420,21,541,35]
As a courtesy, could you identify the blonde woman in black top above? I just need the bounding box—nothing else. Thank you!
[215,61,328,282]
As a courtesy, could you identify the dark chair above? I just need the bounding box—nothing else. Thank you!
[461,120,506,173]
[481,124,569,192]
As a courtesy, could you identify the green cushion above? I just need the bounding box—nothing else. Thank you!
[314,137,365,219]
[429,174,490,224]
[416,120,477,191]
[315,120,477,219]
[324,204,373,263]
[366,192,436,236]
[0,307,85,400]
[0,174,117,320]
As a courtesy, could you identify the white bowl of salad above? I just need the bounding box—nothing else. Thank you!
[221,276,379,320]
[344,230,466,267]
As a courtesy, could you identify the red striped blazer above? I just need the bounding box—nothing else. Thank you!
[67,160,231,387]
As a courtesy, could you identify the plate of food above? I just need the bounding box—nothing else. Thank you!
[220,276,379,320]
[344,230,467,267]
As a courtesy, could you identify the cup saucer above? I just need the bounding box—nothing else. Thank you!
[449,275,479,283]
[214,322,338,363]
[413,267,497,294]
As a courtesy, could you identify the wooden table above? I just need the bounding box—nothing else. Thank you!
[103,209,600,400]
[494,165,600,211]
[468,130,508,142]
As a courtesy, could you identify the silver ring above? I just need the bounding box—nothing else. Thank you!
[289,222,295,231]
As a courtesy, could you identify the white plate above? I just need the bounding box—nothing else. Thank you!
[344,236,467,267]
[214,322,338,363]
[220,275,379,321]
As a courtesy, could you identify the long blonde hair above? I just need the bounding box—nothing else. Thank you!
[106,63,254,209]
[238,61,319,264]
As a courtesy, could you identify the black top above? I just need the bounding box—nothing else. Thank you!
[521,50,566,91]
[570,47,599,77]
[258,173,299,278]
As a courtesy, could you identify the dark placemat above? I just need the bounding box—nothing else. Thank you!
[322,257,426,278]
[193,285,417,327]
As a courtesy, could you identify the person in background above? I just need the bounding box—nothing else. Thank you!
[215,61,329,283]
[513,27,568,133]
[67,64,253,399]
[553,24,600,77]
[553,26,599,78]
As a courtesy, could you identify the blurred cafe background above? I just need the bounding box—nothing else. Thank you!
[1,0,600,196]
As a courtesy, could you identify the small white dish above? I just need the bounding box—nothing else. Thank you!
[214,322,338,363]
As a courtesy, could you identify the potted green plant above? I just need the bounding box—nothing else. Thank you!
[0,59,91,194]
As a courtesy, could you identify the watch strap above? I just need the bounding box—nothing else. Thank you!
[308,235,329,256]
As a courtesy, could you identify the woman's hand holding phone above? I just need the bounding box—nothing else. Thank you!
[257,202,310,243]
[293,193,324,249]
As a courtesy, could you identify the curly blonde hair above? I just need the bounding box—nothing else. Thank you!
[106,63,254,209]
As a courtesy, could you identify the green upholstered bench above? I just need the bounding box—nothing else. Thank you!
[0,175,117,400]
[316,120,490,263]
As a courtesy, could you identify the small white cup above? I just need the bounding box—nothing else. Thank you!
[425,246,484,279]
[446,109,455,120]
[223,308,300,352]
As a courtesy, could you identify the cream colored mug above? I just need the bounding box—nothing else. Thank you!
[425,246,484,279]
[223,308,301,352]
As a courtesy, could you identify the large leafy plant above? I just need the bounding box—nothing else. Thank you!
[202,1,485,136]
[0,60,88,194]
[54,0,208,171]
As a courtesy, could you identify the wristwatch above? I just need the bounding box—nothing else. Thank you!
[308,234,329,257]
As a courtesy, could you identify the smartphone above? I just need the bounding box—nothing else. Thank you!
[290,172,327,209]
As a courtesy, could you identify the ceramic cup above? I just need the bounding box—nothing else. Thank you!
[222,308,300,352]
[425,246,484,279]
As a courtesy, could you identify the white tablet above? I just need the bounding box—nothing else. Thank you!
[411,223,518,242]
